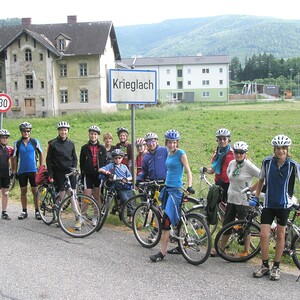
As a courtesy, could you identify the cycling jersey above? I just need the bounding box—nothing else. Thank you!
[0,144,13,177]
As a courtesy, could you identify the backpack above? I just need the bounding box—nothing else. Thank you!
[205,184,224,225]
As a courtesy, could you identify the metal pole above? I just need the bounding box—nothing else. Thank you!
[0,113,3,129]
[131,105,135,184]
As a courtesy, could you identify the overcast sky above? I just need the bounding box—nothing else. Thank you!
[0,0,298,26]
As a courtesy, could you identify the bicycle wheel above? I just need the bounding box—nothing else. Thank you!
[132,203,162,248]
[96,194,114,232]
[120,193,146,229]
[214,220,261,262]
[58,194,101,238]
[291,234,300,269]
[178,213,212,265]
[37,184,56,225]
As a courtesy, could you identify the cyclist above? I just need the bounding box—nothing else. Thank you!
[80,125,106,224]
[251,134,300,281]
[115,127,133,174]
[135,137,148,177]
[103,132,115,163]
[98,149,134,207]
[0,129,13,220]
[150,129,194,262]
[201,128,234,256]
[219,141,260,256]
[136,132,167,184]
[12,122,43,220]
[46,121,78,222]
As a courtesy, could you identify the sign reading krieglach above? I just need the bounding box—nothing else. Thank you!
[108,69,157,104]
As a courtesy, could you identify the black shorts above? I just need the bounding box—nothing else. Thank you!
[18,172,37,188]
[0,176,10,189]
[261,207,290,226]
[223,203,249,226]
[83,174,100,189]
[53,171,76,192]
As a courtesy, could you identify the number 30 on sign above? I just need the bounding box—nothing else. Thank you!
[0,93,12,113]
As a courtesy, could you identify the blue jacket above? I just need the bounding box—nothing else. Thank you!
[136,146,168,181]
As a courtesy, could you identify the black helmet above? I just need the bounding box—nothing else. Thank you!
[19,122,32,131]
[117,127,129,136]
[111,149,125,157]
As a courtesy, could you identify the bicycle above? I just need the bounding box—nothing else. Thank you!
[37,169,101,238]
[214,189,300,268]
[132,187,212,265]
[96,175,135,231]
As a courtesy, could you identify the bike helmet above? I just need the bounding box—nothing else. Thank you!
[0,129,10,137]
[88,125,101,135]
[233,141,248,153]
[116,127,129,136]
[165,129,180,141]
[144,132,158,141]
[135,138,146,146]
[111,149,125,157]
[19,122,32,131]
[216,128,231,137]
[57,121,70,129]
[271,134,292,147]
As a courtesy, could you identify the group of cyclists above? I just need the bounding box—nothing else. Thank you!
[1,121,299,281]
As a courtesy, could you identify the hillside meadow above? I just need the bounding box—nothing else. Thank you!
[4,100,300,200]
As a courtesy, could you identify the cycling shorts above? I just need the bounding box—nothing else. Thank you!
[261,207,290,226]
[19,172,37,188]
[83,174,100,190]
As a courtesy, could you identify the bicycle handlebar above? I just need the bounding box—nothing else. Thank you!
[199,169,212,187]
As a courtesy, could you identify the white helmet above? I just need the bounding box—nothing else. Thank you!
[144,132,158,141]
[271,135,292,147]
[216,128,231,137]
[0,129,10,137]
[233,141,248,152]
[88,125,100,135]
[57,121,70,129]
[135,138,146,146]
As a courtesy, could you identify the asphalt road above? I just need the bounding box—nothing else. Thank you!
[0,202,299,300]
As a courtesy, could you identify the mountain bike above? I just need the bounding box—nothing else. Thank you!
[214,189,300,267]
[132,187,212,265]
[37,169,101,238]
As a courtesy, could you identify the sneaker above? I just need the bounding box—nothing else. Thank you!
[74,219,82,231]
[18,212,28,220]
[167,246,181,254]
[1,213,11,220]
[92,217,98,227]
[253,265,270,278]
[270,266,280,281]
[150,252,165,262]
[35,211,42,220]
[239,251,250,258]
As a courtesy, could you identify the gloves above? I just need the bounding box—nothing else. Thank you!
[135,180,141,188]
[187,186,195,194]
[249,196,259,207]
[200,167,207,174]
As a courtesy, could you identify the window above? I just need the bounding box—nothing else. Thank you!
[41,98,45,106]
[219,80,223,85]
[25,49,32,62]
[13,54,17,62]
[39,53,43,61]
[188,81,191,85]
[15,99,19,106]
[202,92,210,97]
[80,89,88,103]
[177,69,183,77]
[41,81,44,89]
[166,69,170,74]
[177,81,183,89]
[14,81,18,90]
[202,68,209,74]
[79,63,87,76]
[219,68,223,73]
[60,90,68,103]
[59,64,67,77]
[187,69,191,74]
[25,75,33,89]
[58,39,65,50]
[167,81,170,86]
[219,92,224,97]
[202,80,210,85]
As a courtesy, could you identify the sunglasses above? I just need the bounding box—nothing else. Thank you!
[0,136,8,139]
[146,139,157,144]
[113,156,123,160]
[234,150,245,155]
[22,130,31,133]
[217,137,228,141]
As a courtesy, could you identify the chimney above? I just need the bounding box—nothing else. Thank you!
[67,15,77,23]
[22,18,32,25]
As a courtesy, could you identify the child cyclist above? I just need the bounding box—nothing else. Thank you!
[135,137,148,177]
[0,129,13,220]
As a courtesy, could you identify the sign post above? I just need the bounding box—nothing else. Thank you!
[0,93,12,129]
[108,69,157,182]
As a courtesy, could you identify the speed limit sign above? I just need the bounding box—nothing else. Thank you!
[0,93,12,113]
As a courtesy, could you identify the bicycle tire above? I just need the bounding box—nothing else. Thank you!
[120,193,147,229]
[132,203,162,248]
[96,194,114,232]
[37,184,56,225]
[291,234,300,269]
[58,193,101,238]
[178,212,212,265]
[214,219,261,262]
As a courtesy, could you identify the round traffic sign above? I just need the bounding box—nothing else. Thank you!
[0,93,12,113]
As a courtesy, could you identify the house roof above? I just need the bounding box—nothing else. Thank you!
[0,21,121,59]
[121,55,230,68]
